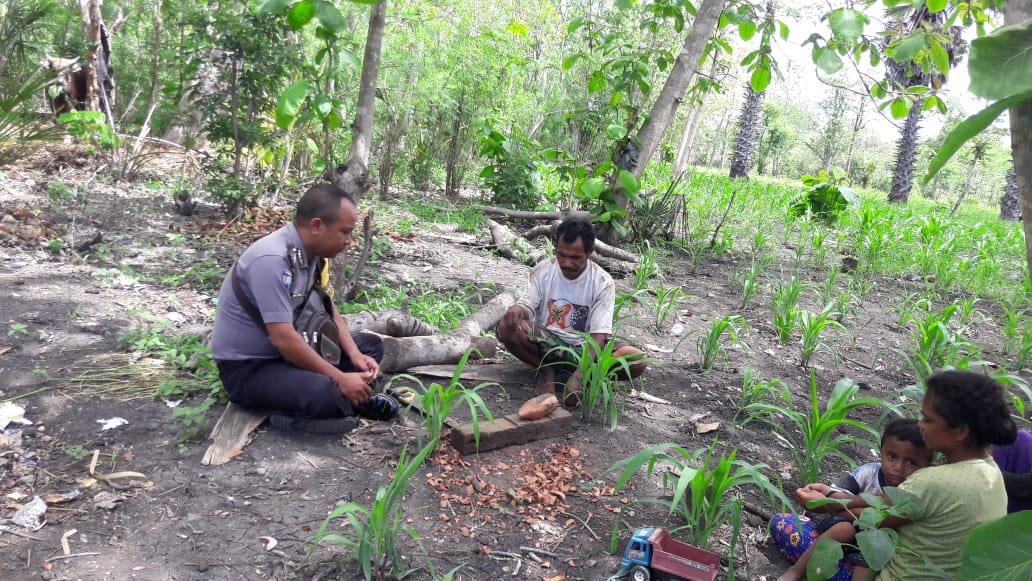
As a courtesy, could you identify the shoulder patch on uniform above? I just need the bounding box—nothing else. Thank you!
[281,269,293,289]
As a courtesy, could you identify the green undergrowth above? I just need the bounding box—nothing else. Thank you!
[339,281,497,332]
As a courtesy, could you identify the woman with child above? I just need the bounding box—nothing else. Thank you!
[771,370,1019,579]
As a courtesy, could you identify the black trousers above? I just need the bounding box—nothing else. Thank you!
[216,332,384,418]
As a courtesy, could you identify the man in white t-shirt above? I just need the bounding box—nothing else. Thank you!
[496,219,647,405]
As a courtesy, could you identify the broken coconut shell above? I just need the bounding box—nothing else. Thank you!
[517,393,559,421]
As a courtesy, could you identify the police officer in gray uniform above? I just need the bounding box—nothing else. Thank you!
[211,184,391,434]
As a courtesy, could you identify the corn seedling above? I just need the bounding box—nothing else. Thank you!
[311,440,436,581]
[894,292,929,332]
[730,261,762,310]
[956,297,980,329]
[388,351,498,445]
[1000,304,1024,356]
[545,335,653,430]
[696,315,745,371]
[733,368,788,425]
[797,306,845,367]
[634,241,662,291]
[771,277,804,344]
[811,227,830,268]
[743,373,891,484]
[600,440,794,550]
[1015,326,1032,371]
[649,284,685,333]
[901,304,975,383]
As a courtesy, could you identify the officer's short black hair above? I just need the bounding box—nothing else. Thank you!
[555,219,595,254]
[294,184,356,226]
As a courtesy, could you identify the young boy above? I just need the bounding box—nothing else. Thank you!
[771,417,934,581]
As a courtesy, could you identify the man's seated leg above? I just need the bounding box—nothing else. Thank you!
[220,358,357,434]
[613,344,649,380]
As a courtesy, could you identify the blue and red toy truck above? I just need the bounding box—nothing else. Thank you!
[616,527,721,581]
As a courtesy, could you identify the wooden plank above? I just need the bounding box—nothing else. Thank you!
[202,402,268,466]
[407,362,536,386]
[449,408,572,455]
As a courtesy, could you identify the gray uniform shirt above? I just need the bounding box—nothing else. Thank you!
[211,224,318,360]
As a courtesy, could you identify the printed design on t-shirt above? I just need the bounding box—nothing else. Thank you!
[281,269,293,290]
[545,299,589,332]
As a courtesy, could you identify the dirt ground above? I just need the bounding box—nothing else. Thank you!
[0,146,1015,581]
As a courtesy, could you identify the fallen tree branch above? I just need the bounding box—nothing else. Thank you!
[474,205,562,220]
[487,219,547,266]
[378,292,515,372]
[590,253,633,276]
[346,310,438,337]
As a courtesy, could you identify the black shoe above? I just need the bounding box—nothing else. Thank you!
[269,414,358,435]
[354,393,401,421]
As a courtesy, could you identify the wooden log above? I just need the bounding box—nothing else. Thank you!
[378,292,515,372]
[450,408,573,455]
[407,362,537,385]
[202,402,268,466]
[487,219,548,266]
[345,310,439,337]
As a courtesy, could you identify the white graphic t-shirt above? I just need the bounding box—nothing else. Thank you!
[516,259,615,346]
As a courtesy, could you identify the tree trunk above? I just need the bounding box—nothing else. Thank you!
[951,154,979,217]
[377,292,516,373]
[1007,1,1032,278]
[728,83,765,179]
[445,88,466,200]
[1001,166,1020,221]
[142,1,161,121]
[887,103,923,203]
[334,0,387,198]
[601,0,724,236]
[79,0,101,112]
[673,53,720,177]
[844,97,865,178]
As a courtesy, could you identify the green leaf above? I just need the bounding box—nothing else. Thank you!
[606,124,627,140]
[890,97,910,119]
[891,32,925,63]
[856,528,898,570]
[254,0,292,16]
[579,177,606,199]
[751,65,771,93]
[314,0,346,33]
[956,511,1032,580]
[969,18,1032,100]
[618,170,640,195]
[808,537,843,580]
[561,54,581,71]
[507,22,529,36]
[275,80,310,128]
[813,47,843,74]
[929,39,950,75]
[287,0,315,29]
[927,0,947,13]
[338,47,360,68]
[588,72,606,93]
[567,16,584,33]
[778,20,790,41]
[347,0,385,4]
[923,90,1032,184]
[738,21,756,41]
[610,91,623,107]
[828,8,867,44]
[313,93,332,117]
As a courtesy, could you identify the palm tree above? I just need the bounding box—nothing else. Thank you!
[1001,165,1020,221]
[884,3,967,203]
[728,83,766,179]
